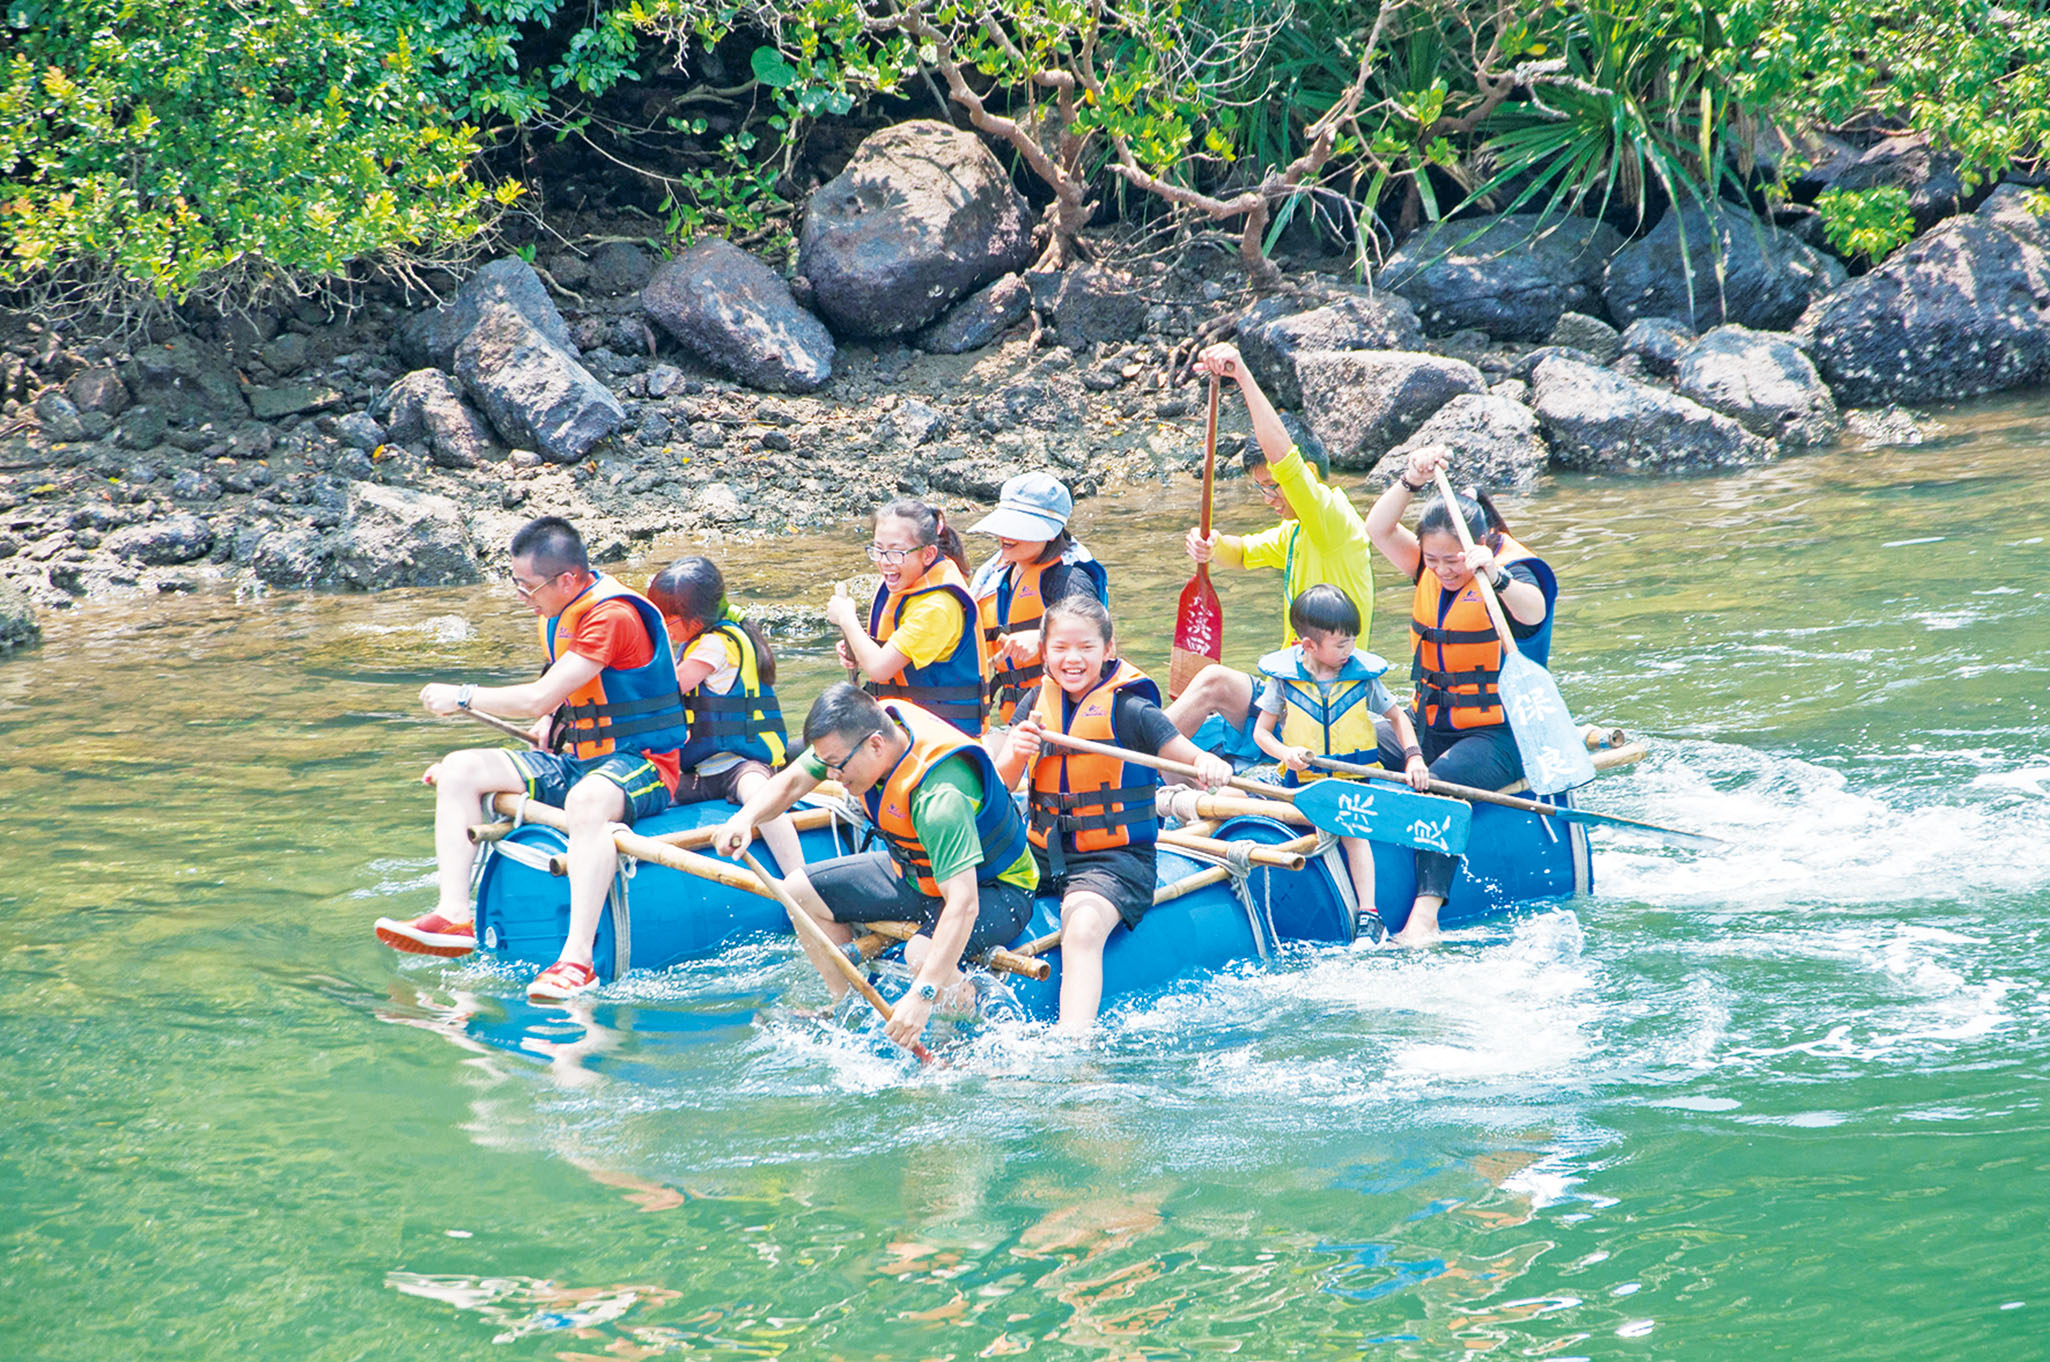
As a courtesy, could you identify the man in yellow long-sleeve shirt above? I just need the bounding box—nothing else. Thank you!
[1166,343,1379,756]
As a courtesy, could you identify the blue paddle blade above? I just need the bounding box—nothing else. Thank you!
[1291,778,1472,854]
[1498,650,1598,795]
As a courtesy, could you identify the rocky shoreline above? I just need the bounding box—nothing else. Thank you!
[7,119,2038,657]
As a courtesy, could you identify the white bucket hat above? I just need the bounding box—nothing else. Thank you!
[969,471,1073,541]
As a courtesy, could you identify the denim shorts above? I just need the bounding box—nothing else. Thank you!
[506,749,673,824]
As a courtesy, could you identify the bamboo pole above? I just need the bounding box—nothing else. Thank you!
[1155,786,1311,826]
[1157,830,1307,870]
[848,920,1051,981]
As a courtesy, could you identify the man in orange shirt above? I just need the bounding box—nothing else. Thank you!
[374,516,691,1002]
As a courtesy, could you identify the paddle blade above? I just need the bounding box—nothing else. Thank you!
[1292,777,1472,854]
[1498,650,1599,795]
[1168,570,1223,698]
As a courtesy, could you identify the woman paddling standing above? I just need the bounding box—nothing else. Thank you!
[826,498,990,736]
[1364,447,1558,946]
[967,472,1110,729]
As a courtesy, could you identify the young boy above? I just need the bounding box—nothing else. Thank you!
[995,594,1231,1034]
[1252,585,1431,939]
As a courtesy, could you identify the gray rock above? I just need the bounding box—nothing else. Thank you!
[332,483,480,589]
[1830,133,1977,232]
[1236,290,1425,407]
[454,304,626,462]
[124,334,248,421]
[247,383,344,420]
[117,407,169,451]
[1806,184,2050,405]
[1529,355,1774,473]
[252,527,333,588]
[1546,312,1622,364]
[332,449,377,481]
[642,239,835,393]
[33,391,86,442]
[1027,266,1151,349]
[879,398,944,447]
[1376,394,1550,491]
[798,120,1034,337]
[1618,317,1696,376]
[1295,350,1486,469]
[105,513,214,565]
[371,369,501,469]
[0,577,39,655]
[1382,213,1625,339]
[1844,406,1934,448]
[645,364,686,398]
[333,411,385,452]
[696,481,746,522]
[169,470,223,502]
[1507,345,1607,382]
[1750,122,1863,198]
[1674,325,1841,448]
[1604,202,1846,331]
[913,273,1032,354]
[397,257,577,371]
[66,368,130,417]
[258,332,311,376]
[587,241,655,295]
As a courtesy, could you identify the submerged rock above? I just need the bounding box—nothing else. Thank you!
[798,120,1034,338]
[0,577,40,655]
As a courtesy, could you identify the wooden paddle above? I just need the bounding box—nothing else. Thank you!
[740,851,939,1066]
[1169,374,1224,699]
[1428,467,1597,796]
[1306,754,1724,849]
[459,707,543,746]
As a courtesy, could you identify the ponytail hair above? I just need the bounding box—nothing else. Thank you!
[876,498,970,575]
[648,555,777,687]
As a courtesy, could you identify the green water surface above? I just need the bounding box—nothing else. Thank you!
[4,400,2049,1360]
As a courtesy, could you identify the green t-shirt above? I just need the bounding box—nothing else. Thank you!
[798,748,1038,893]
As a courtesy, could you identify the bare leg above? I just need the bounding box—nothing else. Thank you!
[1054,891,1120,1035]
[1395,894,1443,948]
[555,775,629,968]
[1164,664,1254,739]
[1340,835,1378,936]
[428,748,525,921]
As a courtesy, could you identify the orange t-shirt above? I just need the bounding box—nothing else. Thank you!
[561,598,681,792]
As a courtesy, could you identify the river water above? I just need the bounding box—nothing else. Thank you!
[4,401,2048,1359]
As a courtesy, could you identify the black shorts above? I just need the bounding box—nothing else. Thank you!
[805,850,1034,961]
[1032,842,1157,929]
[671,758,773,806]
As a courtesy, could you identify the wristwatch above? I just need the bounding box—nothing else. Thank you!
[456,683,476,710]
[914,981,939,1003]
[1490,568,1513,592]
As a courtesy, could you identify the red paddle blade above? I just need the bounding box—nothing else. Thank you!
[1169,569,1223,698]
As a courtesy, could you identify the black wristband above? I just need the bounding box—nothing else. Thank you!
[1397,474,1427,493]
[1402,744,1423,761]
[1490,568,1513,591]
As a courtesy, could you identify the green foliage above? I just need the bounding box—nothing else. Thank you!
[1813,185,1916,262]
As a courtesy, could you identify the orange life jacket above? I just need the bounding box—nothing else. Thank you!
[541,574,692,759]
[863,700,1029,898]
[865,557,988,735]
[1409,533,1557,730]
[1026,660,1161,867]
[970,542,1109,727]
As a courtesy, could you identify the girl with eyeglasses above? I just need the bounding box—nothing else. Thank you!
[824,499,991,736]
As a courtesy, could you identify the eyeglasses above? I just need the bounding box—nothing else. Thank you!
[1252,477,1286,503]
[866,542,930,566]
[817,728,879,776]
[511,570,562,599]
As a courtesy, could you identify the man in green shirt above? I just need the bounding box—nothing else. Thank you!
[715,684,1035,1046]
[1166,343,1379,758]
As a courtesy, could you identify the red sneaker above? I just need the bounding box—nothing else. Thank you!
[374,912,477,958]
[528,959,599,1002]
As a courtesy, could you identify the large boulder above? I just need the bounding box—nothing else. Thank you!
[1618,316,1696,376]
[798,120,1034,338]
[1295,350,1486,469]
[1235,290,1424,408]
[454,304,626,463]
[332,484,480,589]
[1374,394,1550,492]
[398,257,577,371]
[643,239,835,393]
[1674,325,1841,449]
[1529,355,1773,473]
[372,369,504,469]
[1381,213,1624,339]
[105,513,215,566]
[1829,133,1977,232]
[1806,185,2050,405]
[913,272,1032,354]
[1604,202,1846,331]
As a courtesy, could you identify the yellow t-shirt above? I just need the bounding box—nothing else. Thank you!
[1238,446,1376,648]
[882,591,966,671]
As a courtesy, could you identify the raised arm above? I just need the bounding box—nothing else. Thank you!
[1366,447,1448,582]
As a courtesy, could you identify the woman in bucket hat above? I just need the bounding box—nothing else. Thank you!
[966,471,1111,728]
